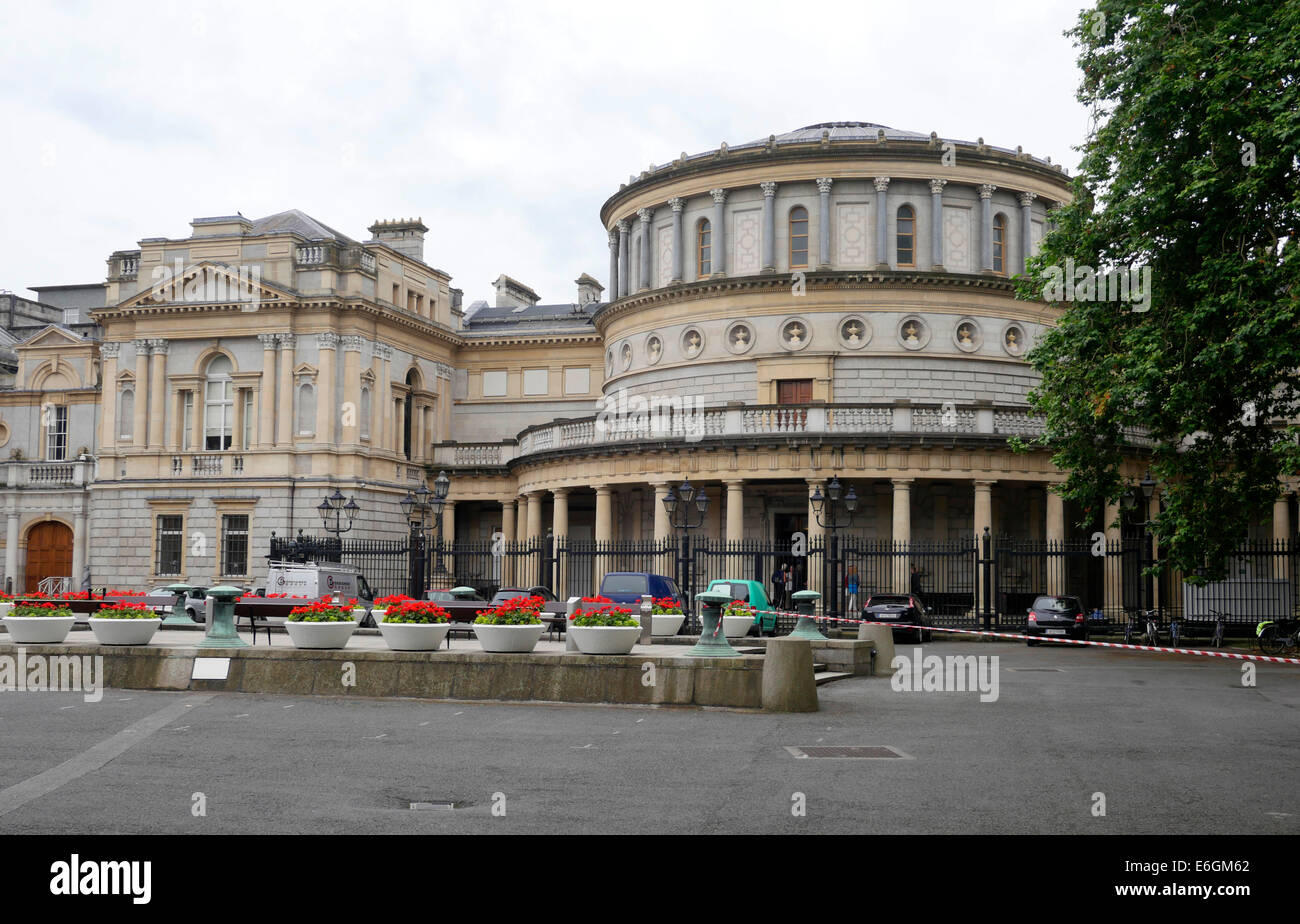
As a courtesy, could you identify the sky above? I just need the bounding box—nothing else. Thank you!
[0,0,1094,308]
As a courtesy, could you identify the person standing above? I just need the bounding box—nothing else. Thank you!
[771,563,785,610]
[909,562,925,602]
[784,563,795,608]
[845,564,860,614]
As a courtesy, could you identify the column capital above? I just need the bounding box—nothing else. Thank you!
[978,184,997,199]
[891,478,914,487]
[340,335,365,352]
[709,187,728,204]
[1017,191,1038,207]
[99,341,121,358]
[317,332,339,350]
[595,484,614,496]
[277,333,297,350]
[551,486,572,497]
[132,338,151,353]
[616,218,630,233]
[872,176,891,192]
[608,228,619,247]
[147,338,169,354]
[929,178,948,194]
[973,479,997,489]
[816,177,834,194]
[258,333,279,349]
[805,477,827,488]
[760,182,778,198]
[724,478,746,488]
[669,197,685,211]
[373,343,393,360]
[636,207,653,224]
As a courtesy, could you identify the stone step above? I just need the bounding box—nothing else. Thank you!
[814,671,855,686]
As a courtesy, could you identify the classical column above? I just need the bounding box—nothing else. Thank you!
[1046,485,1065,594]
[412,400,424,462]
[98,342,120,452]
[4,511,18,594]
[191,388,204,451]
[973,481,995,615]
[725,479,745,545]
[438,499,455,579]
[607,229,620,301]
[500,499,516,586]
[873,177,891,268]
[651,481,671,576]
[258,333,278,448]
[276,333,296,446]
[617,220,630,298]
[1104,499,1123,616]
[892,479,913,593]
[375,344,392,454]
[71,503,87,590]
[709,188,727,275]
[394,396,406,456]
[595,485,613,591]
[1274,493,1292,544]
[516,494,532,585]
[1018,191,1037,273]
[516,496,528,544]
[979,184,997,272]
[669,198,685,282]
[315,333,338,444]
[231,388,244,452]
[132,340,149,448]
[929,179,947,270]
[760,183,777,272]
[147,340,167,450]
[526,491,544,541]
[552,488,570,595]
[806,479,826,599]
[637,208,653,290]
[816,177,833,268]
[340,336,362,446]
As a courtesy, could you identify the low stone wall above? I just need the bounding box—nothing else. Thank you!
[1,643,765,709]
[810,639,877,675]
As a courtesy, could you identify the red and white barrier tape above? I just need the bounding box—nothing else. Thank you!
[748,608,1300,665]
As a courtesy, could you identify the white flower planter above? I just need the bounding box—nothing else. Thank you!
[473,622,544,653]
[378,621,451,651]
[721,614,755,639]
[284,620,358,650]
[351,608,368,620]
[0,602,14,619]
[87,617,163,646]
[569,624,642,655]
[370,608,388,622]
[651,613,685,636]
[3,615,76,644]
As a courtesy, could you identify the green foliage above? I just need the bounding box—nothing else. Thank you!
[1016,0,1300,581]
[11,604,75,618]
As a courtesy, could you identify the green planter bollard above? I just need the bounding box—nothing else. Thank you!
[199,585,249,649]
[684,590,742,658]
[161,582,199,628]
[788,589,827,640]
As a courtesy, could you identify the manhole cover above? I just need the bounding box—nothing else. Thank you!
[784,746,911,759]
[409,800,461,811]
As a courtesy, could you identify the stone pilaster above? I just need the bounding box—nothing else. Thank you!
[760,183,777,272]
[1018,191,1037,273]
[669,198,685,282]
[637,208,653,290]
[929,179,947,270]
[979,184,997,272]
[816,177,833,268]
[873,177,891,268]
[709,188,728,276]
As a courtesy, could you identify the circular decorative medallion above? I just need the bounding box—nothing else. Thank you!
[838,315,872,349]
[725,321,755,354]
[953,318,983,353]
[645,333,663,365]
[1002,323,1027,356]
[620,342,633,370]
[680,327,705,359]
[780,317,812,352]
[897,315,930,350]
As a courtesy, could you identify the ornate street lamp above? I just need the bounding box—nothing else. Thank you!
[809,475,859,631]
[661,478,709,630]
[319,488,361,540]
[401,471,451,597]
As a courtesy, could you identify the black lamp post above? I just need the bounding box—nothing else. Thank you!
[661,478,709,629]
[400,471,450,598]
[318,488,360,544]
[809,476,858,619]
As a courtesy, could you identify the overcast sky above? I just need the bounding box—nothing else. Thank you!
[1,0,1092,308]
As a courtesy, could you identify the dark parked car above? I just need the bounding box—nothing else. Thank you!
[597,572,683,607]
[862,593,930,643]
[1025,595,1088,646]
[490,586,557,605]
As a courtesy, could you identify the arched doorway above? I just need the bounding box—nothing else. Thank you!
[25,521,73,594]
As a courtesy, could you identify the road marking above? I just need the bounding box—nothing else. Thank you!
[418,722,430,727]
[363,734,387,740]
[0,695,214,817]
[571,744,594,750]
[234,714,250,718]
[59,706,76,711]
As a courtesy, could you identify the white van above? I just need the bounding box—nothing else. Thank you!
[263,561,376,604]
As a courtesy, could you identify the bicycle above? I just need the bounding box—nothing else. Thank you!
[1256,618,1300,656]
[1206,608,1228,648]
[1124,608,1161,646]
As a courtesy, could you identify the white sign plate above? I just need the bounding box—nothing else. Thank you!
[191,657,231,680]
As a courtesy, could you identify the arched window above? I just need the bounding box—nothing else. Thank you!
[203,355,233,450]
[789,206,809,268]
[697,219,712,277]
[296,383,315,436]
[897,205,916,267]
[992,214,1007,274]
[118,388,134,440]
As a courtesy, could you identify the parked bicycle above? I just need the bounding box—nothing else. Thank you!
[1206,609,1228,648]
[1124,608,1161,646]
[1256,618,1300,656]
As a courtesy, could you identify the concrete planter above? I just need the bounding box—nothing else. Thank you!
[285,620,357,650]
[3,615,77,644]
[651,613,685,637]
[0,602,13,619]
[378,621,451,651]
[370,608,388,622]
[87,617,163,646]
[569,624,642,655]
[722,614,755,639]
[473,622,544,653]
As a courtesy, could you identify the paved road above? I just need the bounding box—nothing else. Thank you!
[1,641,1297,834]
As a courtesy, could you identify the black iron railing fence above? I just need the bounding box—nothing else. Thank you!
[268,531,1299,635]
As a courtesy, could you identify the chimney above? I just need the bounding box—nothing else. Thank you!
[492,274,540,309]
[368,217,428,263]
[575,273,604,307]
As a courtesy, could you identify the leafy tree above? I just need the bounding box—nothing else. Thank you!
[1016,0,1300,581]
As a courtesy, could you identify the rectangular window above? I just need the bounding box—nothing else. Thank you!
[482,370,508,397]
[221,514,249,577]
[522,368,548,396]
[156,515,183,577]
[45,405,68,460]
[564,367,590,395]
[776,379,813,405]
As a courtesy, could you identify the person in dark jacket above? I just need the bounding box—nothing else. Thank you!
[771,565,785,610]
[909,563,925,601]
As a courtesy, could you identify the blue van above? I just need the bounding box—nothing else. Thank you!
[597,572,683,606]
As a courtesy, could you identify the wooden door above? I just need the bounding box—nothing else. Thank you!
[25,521,73,594]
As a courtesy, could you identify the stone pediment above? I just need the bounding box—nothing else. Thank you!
[118,261,294,309]
[18,325,88,350]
